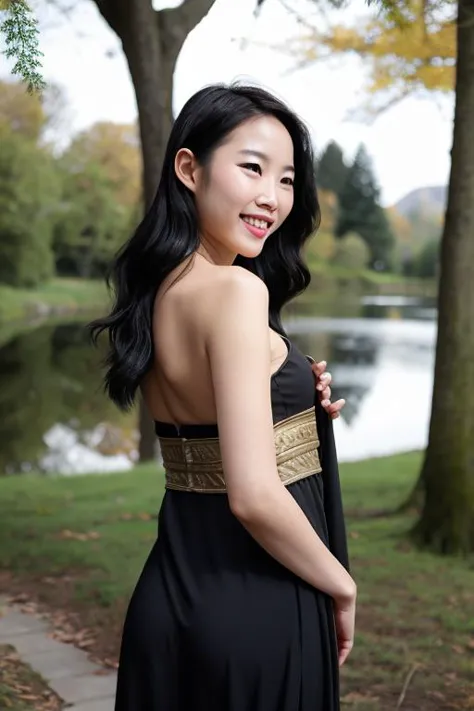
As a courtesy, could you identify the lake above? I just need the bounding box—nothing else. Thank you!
[0,291,437,475]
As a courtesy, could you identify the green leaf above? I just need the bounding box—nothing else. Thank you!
[0,0,46,94]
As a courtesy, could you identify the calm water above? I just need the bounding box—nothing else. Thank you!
[0,293,437,475]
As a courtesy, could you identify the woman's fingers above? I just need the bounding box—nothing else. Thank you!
[338,641,353,666]
[310,361,345,419]
[320,385,331,402]
[312,360,327,378]
[315,371,332,391]
[321,399,346,419]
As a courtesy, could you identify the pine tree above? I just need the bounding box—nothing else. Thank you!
[315,140,348,194]
[335,144,394,269]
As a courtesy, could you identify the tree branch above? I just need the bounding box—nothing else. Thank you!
[158,0,216,63]
[276,0,320,31]
[92,0,126,36]
[170,0,215,36]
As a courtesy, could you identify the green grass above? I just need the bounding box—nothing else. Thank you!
[0,464,162,603]
[0,278,109,325]
[0,453,473,709]
[306,258,437,296]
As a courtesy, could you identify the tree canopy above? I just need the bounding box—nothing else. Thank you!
[282,0,456,115]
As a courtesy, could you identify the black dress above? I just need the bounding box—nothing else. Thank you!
[115,337,349,711]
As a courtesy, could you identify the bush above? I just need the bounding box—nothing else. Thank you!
[306,230,337,263]
[332,232,371,270]
[416,238,440,278]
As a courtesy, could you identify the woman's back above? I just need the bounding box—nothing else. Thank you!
[142,255,289,428]
[115,268,341,710]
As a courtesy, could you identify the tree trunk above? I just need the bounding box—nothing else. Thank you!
[412,0,474,554]
[94,0,216,460]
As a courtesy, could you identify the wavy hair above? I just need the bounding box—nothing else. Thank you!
[89,83,320,410]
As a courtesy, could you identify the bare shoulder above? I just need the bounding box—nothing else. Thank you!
[208,266,268,318]
[197,266,268,345]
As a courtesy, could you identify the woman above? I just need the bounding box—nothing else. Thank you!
[90,83,356,710]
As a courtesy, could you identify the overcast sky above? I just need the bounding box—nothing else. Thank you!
[5,0,454,205]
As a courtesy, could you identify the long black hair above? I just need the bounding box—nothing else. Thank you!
[89,83,320,411]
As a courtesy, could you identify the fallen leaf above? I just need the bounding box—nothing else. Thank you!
[58,529,101,541]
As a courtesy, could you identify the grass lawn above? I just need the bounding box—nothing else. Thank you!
[305,258,437,297]
[0,278,109,325]
[0,453,473,710]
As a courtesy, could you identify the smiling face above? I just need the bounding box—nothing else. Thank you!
[174,115,295,264]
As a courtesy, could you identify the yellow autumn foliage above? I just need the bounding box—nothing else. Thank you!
[289,0,456,113]
[66,122,142,209]
[0,80,46,142]
[318,188,338,233]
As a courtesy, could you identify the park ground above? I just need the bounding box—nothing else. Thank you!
[0,452,473,710]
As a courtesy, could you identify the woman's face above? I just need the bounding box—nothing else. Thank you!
[176,115,295,263]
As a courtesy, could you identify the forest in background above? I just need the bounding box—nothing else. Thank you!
[0,77,441,294]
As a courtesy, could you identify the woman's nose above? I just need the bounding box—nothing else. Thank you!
[255,189,277,211]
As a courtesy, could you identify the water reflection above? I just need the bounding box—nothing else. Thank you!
[0,295,437,474]
[0,321,136,474]
[287,310,436,462]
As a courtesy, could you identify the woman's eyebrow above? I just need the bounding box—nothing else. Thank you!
[237,149,295,173]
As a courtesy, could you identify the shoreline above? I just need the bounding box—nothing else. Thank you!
[0,271,436,328]
[0,278,109,326]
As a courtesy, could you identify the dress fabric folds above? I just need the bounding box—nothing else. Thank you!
[114,337,349,711]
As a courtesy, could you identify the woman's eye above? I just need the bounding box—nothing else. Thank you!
[241,162,261,175]
[281,177,294,186]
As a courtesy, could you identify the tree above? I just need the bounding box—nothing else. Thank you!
[332,0,474,552]
[54,122,142,277]
[0,78,45,141]
[0,124,61,286]
[416,237,440,278]
[332,231,371,270]
[53,160,130,278]
[409,0,474,553]
[0,77,71,148]
[315,141,348,194]
[258,0,474,553]
[304,189,338,264]
[285,0,456,115]
[336,144,395,269]
[88,0,218,461]
[65,121,142,209]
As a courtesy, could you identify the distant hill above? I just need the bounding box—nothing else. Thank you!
[393,186,447,219]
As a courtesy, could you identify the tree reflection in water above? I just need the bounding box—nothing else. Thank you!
[0,321,135,474]
[290,330,379,427]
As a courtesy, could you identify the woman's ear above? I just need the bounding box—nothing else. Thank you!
[174,148,199,193]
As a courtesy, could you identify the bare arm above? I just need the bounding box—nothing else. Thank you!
[207,269,356,604]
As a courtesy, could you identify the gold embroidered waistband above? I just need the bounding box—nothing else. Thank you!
[158,406,321,494]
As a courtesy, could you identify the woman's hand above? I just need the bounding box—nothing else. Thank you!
[311,360,345,420]
[334,592,356,667]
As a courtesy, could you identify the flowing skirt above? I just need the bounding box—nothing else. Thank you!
[115,473,340,710]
